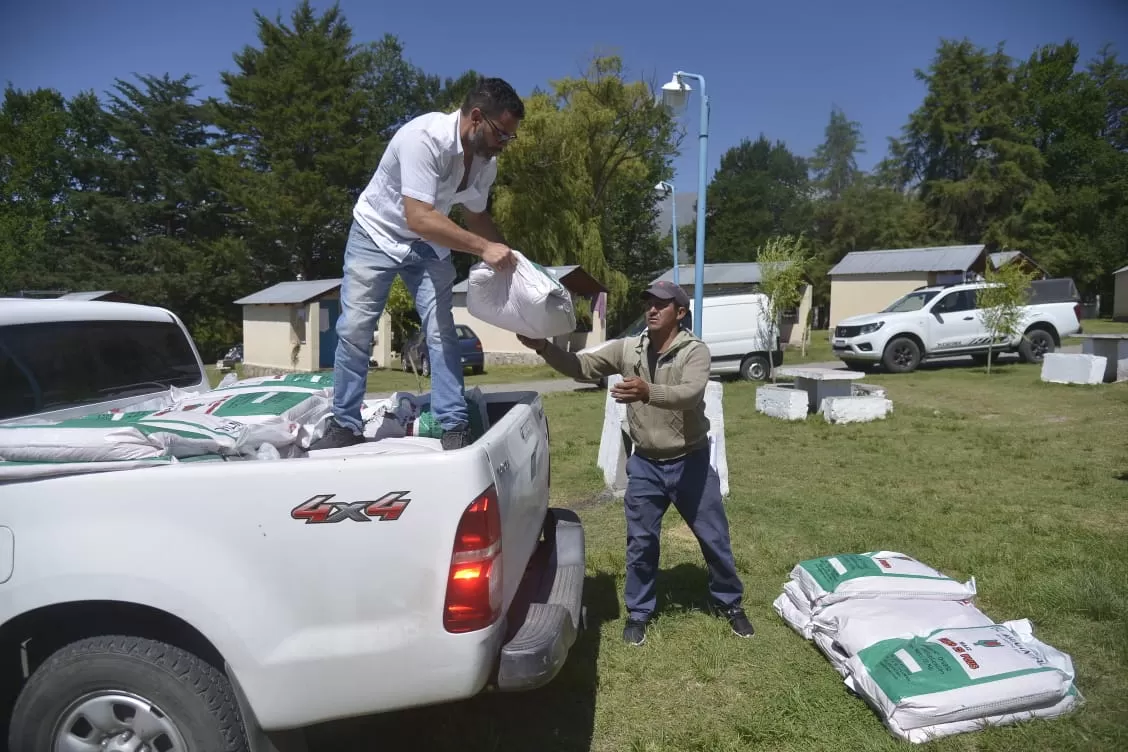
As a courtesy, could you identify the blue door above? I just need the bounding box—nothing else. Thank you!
[319,299,340,368]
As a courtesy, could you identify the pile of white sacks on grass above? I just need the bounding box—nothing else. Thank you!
[0,372,490,481]
[774,551,1082,744]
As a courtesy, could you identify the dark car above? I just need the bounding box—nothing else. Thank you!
[401,325,484,375]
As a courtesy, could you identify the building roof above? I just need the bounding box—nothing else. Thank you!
[234,279,342,306]
[1115,265,1128,275]
[453,265,607,295]
[56,290,117,301]
[650,262,780,287]
[828,244,986,276]
[989,250,1049,275]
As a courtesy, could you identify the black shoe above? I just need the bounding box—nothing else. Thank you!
[440,427,472,451]
[308,418,363,451]
[622,617,649,646]
[714,604,755,638]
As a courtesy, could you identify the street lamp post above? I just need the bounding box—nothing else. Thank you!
[654,180,679,286]
[661,71,709,338]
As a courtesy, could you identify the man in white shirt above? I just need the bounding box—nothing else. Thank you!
[310,77,522,452]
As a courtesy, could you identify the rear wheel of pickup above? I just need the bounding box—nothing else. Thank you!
[882,337,921,373]
[1019,327,1055,364]
[9,635,248,752]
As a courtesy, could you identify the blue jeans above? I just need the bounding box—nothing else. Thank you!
[624,444,744,620]
[331,221,468,434]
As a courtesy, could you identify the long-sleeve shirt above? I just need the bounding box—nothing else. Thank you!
[538,329,712,460]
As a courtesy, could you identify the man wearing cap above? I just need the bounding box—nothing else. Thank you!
[517,281,753,645]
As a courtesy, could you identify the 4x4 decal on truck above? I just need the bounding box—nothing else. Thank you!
[291,492,411,524]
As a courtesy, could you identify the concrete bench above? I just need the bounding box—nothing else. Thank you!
[773,366,867,413]
[1079,334,1128,383]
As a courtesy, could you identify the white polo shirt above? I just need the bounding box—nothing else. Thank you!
[352,109,497,262]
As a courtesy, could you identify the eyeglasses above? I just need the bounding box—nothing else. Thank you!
[642,297,674,310]
[481,114,517,144]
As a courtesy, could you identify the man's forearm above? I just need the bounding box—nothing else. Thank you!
[408,207,489,256]
[463,210,507,246]
[537,341,587,381]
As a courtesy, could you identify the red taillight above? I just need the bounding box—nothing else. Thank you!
[1074,303,1083,322]
[443,485,502,633]
[474,341,482,351]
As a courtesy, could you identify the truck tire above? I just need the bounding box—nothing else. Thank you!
[9,635,248,752]
[1019,328,1055,364]
[882,337,921,373]
[740,354,771,381]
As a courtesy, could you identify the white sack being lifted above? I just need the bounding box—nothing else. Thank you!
[465,250,576,339]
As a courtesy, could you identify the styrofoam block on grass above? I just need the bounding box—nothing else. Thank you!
[597,374,729,497]
[1118,358,1128,383]
[1040,353,1106,385]
[821,396,893,424]
[756,385,808,421]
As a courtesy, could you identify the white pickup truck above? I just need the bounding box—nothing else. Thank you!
[831,279,1084,373]
[0,299,585,752]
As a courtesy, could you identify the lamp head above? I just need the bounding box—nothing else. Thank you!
[654,181,672,195]
[661,74,690,111]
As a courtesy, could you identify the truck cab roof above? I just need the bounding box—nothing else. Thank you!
[0,298,180,326]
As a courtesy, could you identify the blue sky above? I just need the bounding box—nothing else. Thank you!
[2,0,1125,192]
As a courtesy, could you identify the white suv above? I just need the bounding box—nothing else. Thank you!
[831,281,1083,373]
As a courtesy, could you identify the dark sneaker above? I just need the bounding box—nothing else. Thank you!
[715,605,755,638]
[308,418,363,451]
[622,617,649,646]
[440,427,472,451]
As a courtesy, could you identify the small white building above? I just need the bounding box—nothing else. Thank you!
[1115,265,1128,321]
[451,265,609,364]
[828,245,990,329]
[234,279,391,373]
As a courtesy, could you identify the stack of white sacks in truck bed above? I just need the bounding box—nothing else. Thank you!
[0,372,491,480]
[774,551,1082,744]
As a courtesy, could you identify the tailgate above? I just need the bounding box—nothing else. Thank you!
[476,393,551,614]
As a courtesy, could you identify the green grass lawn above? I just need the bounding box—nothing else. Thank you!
[307,361,1128,751]
[1065,317,1128,346]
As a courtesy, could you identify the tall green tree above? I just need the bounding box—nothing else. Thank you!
[210,1,387,282]
[490,55,678,329]
[894,39,1046,245]
[0,86,73,291]
[687,135,811,263]
[809,106,864,201]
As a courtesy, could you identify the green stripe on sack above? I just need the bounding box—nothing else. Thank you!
[204,391,310,417]
[857,628,1061,703]
[800,553,954,593]
[0,457,175,466]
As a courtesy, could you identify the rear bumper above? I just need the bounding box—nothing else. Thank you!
[495,507,585,692]
[461,352,484,367]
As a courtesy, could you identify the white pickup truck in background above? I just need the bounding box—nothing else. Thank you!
[0,299,585,752]
[831,279,1084,373]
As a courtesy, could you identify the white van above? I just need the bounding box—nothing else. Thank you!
[582,292,783,382]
